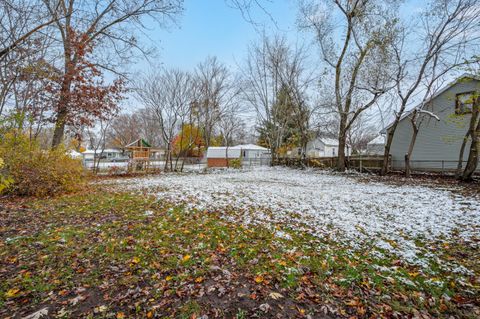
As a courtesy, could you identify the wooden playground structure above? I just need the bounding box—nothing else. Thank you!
[125,138,160,172]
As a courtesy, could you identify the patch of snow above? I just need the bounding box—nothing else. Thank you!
[144,210,154,217]
[113,167,480,272]
[22,308,49,319]
[275,230,292,240]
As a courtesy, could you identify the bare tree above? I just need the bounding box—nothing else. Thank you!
[381,0,480,175]
[41,0,183,148]
[299,0,398,171]
[218,106,245,167]
[88,114,116,175]
[108,108,162,148]
[194,57,240,149]
[0,0,57,61]
[346,114,377,154]
[240,35,313,163]
[136,68,194,172]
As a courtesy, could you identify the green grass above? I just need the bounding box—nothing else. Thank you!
[0,190,478,318]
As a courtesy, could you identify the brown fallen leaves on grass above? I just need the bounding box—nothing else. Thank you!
[0,189,479,318]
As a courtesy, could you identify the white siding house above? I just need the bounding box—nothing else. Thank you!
[67,150,83,159]
[306,138,352,158]
[383,75,480,171]
[233,144,271,159]
[82,148,124,162]
[206,147,242,159]
[206,144,270,160]
[206,144,270,167]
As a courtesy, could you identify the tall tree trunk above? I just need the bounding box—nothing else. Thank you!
[461,99,480,181]
[270,145,276,166]
[164,144,171,172]
[51,107,68,148]
[337,115,347,171]
[51,43,74,148]
[381,114,402,175]
[462,120,479,181]
[455,131,470,179]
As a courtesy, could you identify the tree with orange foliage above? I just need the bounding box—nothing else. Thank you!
[45,32,126,144]
[42,0,183,148]
[172,124,204,158]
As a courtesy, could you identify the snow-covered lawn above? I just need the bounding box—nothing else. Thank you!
[114,167,480,273]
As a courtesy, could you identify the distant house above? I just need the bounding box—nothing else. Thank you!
[82,148,124,162]
[206,144,270,167]
[366,136,385,155]
[382,74,480,171]
[67,150,83,159]
[306,137,351,158]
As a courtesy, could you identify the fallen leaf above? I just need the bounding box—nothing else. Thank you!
[269,292,284,300]
[5,288,20,298]
[116,312,125,319]
[254,275,264,284]
[95,305,108,313]
[345,299,360,307]
[259,303,271,312]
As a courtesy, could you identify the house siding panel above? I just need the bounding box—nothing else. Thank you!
[389,79,479,171]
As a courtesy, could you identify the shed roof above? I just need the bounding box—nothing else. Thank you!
[320,138,340,146]
[125,138,152,148]
[230,144,269,151]
[367,135,385,146]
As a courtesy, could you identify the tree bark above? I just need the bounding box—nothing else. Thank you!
[337,114,347,171]
[461,98,480,181]
[455,131,470,179]
[462,119,479,181]
[381,112,402,175]
[404,153,410,178]
[51,107,68,148]
[51,25,74,148]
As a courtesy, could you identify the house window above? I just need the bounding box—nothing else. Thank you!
[456,92,475,114]
[332,148,336,156]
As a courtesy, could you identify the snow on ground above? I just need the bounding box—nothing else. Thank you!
[113,167,480,271]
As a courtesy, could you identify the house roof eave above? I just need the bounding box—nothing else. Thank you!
[380,74,480,133]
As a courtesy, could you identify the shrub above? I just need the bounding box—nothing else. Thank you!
[0,132,86,197]
[0,157,14,193]
[108,165,124,176]
[229,158,242,169]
